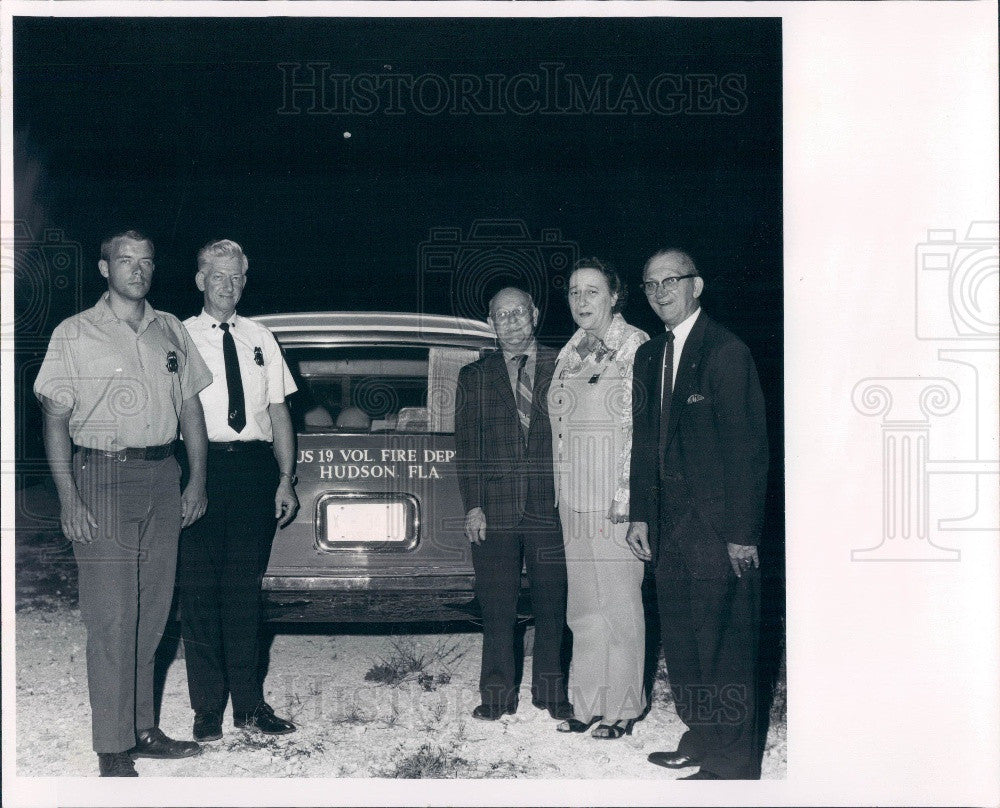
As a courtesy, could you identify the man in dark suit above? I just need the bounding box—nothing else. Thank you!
[454,287,572,722]
[626,250,769,780]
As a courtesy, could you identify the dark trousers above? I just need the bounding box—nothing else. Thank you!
[471,514,568,708]
[655,547,761,779]
[177,444,277,717]
[72,453,182,752]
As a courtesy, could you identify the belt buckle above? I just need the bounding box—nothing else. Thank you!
[225,442,237,452]
[114,448,129,462]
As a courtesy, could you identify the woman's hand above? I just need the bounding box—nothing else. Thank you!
[607,499,629,524]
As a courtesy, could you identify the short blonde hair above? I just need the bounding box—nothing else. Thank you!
[101,230,153,262]
[197,239,248,272]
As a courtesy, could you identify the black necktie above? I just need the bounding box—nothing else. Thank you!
[219,322,246,433]
[659,331,675,447]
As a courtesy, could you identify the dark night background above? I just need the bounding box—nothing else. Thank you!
[13,15,783,674]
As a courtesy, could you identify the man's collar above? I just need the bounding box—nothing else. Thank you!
[669,307,701,340]
[94,292,156,327]
[501,339,537,361]
[199,309,240,327]
[93,294,117,321]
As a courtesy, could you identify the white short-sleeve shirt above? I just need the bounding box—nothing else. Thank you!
[183,311,297,442]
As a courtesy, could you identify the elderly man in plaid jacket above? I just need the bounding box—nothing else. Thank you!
[454,287,572,722]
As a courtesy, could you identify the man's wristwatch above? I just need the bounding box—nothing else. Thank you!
[279,472,298,485]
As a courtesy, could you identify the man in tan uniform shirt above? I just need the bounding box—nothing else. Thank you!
[34,230,212,777]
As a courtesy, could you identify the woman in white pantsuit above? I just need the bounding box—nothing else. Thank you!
[549,258,649,739]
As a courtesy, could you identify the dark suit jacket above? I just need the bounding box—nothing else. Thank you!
[454,345,558,530]
[629,312,768,578]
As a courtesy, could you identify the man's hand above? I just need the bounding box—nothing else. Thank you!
[727,542,759,578]
[180,482,208,528]
[607,499,629,524]
[275,478,299,528]
[41,402,97,543]
[268,403,298,529]
[464,507,487,545]
[60,493,98,544]
[625,521,652,562]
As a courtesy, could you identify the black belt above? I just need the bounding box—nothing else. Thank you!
[208,440,272,453]
[76,443,175,462]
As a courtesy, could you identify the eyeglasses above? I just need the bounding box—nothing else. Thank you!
[641,274,697,294]
[491,305,530,323]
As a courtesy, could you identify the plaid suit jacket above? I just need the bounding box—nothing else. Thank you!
[454,344,559,530]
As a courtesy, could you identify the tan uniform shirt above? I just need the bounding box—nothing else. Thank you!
[33,294,212,450]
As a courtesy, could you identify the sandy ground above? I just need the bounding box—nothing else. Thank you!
[12,483,786,779]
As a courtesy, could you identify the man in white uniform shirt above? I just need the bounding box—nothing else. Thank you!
[178,239,299,740]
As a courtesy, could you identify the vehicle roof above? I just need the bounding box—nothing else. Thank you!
[253,311,497,349]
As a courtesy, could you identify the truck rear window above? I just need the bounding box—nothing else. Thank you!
[285,345,480,435]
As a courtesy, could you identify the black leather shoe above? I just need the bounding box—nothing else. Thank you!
[129,727,201,759]
[680,769,723,780]
[98,752,138,777]
[648,750,702,769]
[532,700,574,720]
[234,703,296,735]
[193,710,223,742]
[471,702,517,721]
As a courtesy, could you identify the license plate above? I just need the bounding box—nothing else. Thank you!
[316,494,418,551]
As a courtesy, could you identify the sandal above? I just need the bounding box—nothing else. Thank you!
[591,718,635,739]
[556,715,603,733]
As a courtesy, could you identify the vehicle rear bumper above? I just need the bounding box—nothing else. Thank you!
[263,573,476,592]
[262,573,481,622]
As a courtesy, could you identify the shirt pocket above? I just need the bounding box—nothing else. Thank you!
[246,359,270,411]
